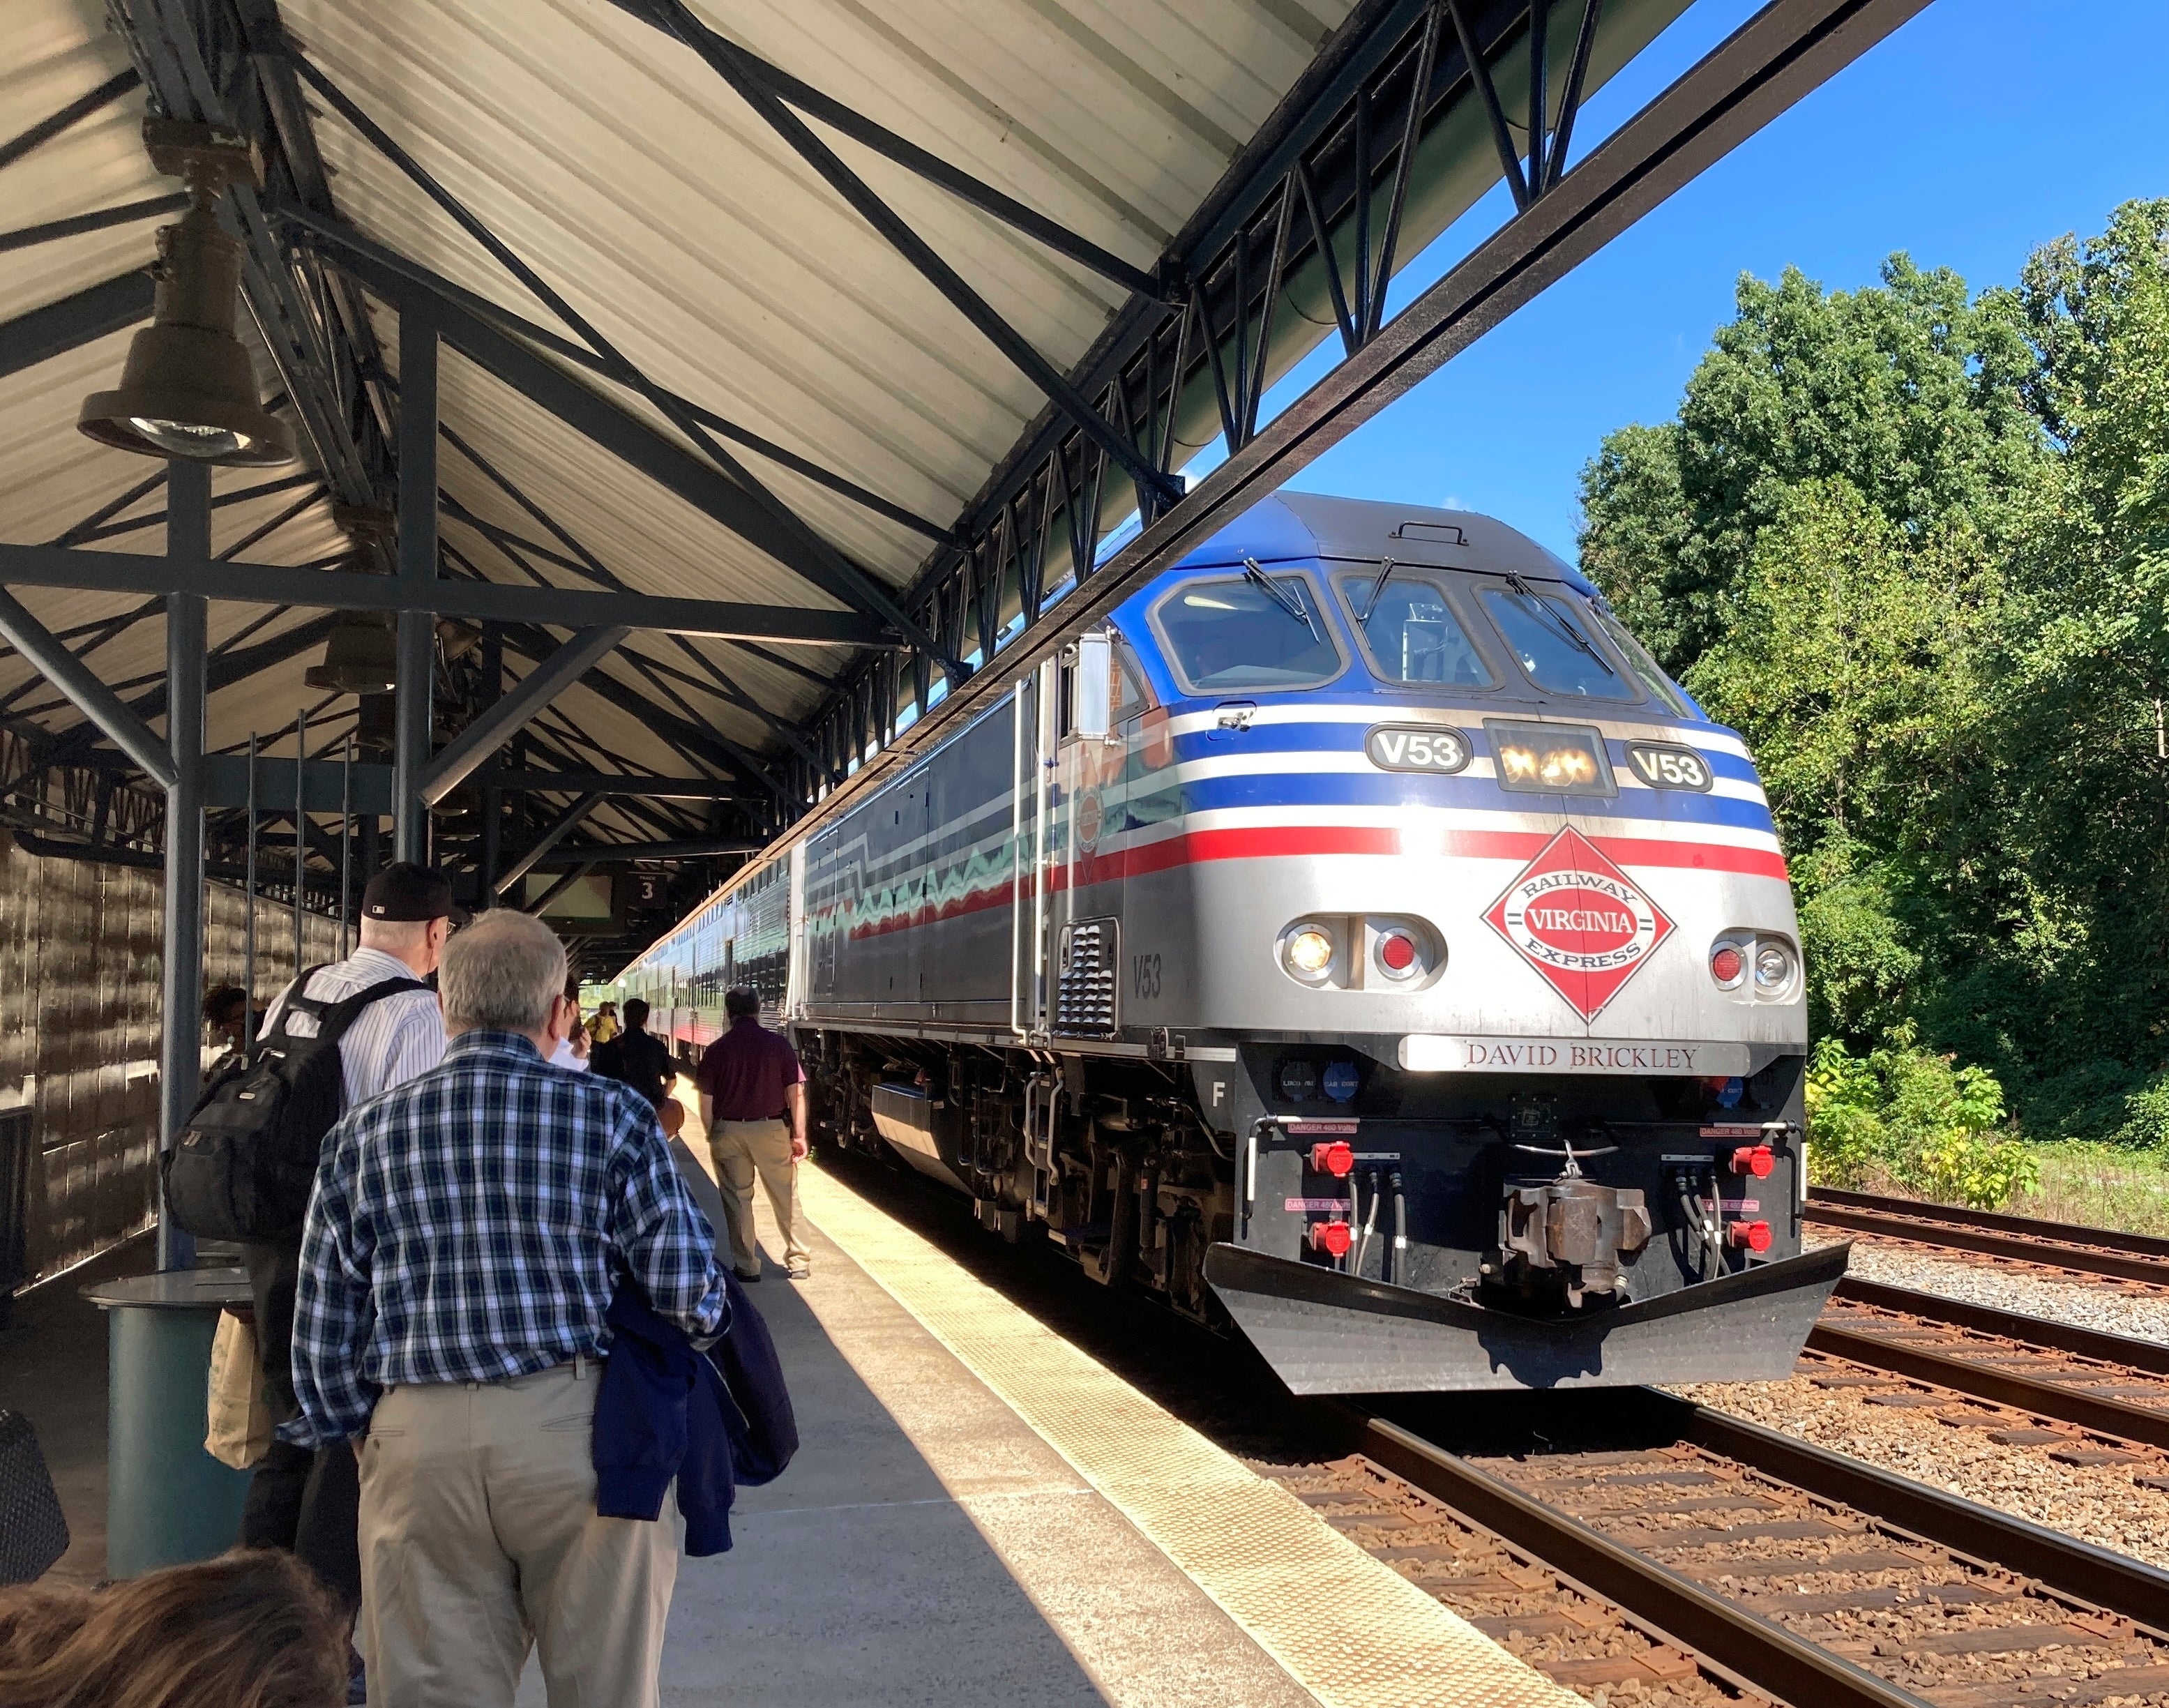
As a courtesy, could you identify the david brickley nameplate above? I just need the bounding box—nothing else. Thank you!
[1397,1036,1752,1076]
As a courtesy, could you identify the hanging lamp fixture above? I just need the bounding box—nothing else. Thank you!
[78,119,296,466]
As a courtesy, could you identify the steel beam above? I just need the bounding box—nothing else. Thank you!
[0,589,177,789]
[67,470,319,547]
[0,68,143,172]
[393,304,437,861]
[640,0,1181,513]
[466,766,739,800]
[292,218,951,544]
[0,271,154,379]
[160,463,211,1272]
[296,213,937,630]
[534,837,762,865]
[494,792,604,896]
[421,626,630,805]
[0,542,893,646]
[604,1,1160,298]
[202,753,390,813]
[0,194,188,257]
[268,69,959,669]
[765,0,1933,854]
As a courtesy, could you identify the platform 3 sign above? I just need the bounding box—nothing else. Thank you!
[1398,1035,1751,1076]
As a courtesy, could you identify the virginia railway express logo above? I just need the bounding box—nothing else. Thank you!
[1484,827,1674,1020]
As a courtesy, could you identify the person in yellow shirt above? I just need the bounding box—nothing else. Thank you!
[589,1002,621,1044]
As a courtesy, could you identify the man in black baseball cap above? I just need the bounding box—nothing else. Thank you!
[239,859,461,1692]
[360,860,469,928]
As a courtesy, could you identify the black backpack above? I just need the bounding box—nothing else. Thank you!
[163,969,426,1242]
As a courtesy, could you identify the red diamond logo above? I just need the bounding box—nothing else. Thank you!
[1483,828,1675,1021]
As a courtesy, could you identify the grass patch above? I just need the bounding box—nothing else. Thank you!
[2002,1142,2169,1238]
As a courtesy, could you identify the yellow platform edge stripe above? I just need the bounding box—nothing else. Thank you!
[799,1167,1578,1708]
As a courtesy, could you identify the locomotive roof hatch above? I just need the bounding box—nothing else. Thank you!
[1165,490,1602,601]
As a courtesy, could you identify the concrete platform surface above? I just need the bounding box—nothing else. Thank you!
[517,1097,1320,1708]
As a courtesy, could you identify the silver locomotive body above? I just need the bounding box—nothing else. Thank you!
[621,493,1845,1392]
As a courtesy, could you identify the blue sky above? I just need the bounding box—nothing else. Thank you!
[1245,0,2169,563]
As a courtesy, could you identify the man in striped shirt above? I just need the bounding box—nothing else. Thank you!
[288,909,725,1708]
[239,862,458,1633]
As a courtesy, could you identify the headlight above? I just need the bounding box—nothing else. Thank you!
[1754,941,1796,992]
[1486,720,1614,796]
[1283,924,1335,979]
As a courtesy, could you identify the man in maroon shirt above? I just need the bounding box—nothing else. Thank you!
[694,988,810,1280]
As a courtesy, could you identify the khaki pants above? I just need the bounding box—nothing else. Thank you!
[709,1117,808,1273]
[357,1362,681,1708]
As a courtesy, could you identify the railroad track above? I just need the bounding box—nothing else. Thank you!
[1806,1278,2169,1456]
[1306,1389,2169,1708]
[1806,1190,2169,1288]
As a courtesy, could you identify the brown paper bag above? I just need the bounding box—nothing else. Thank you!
[204,1308,272,1470]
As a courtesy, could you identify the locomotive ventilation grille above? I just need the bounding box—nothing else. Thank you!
[1056,919,1119,1038]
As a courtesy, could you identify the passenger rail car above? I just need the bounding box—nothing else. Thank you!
[620,493,1847,1392]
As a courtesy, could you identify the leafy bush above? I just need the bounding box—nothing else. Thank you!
[1806,1034,2035,1207]
[2114,1074,2169,1149]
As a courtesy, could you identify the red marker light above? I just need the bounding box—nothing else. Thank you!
[1309,1141,1355,1177]
[1728,1220,1772,1253]
[1730,1145,1775,1179]
[1379,932,1417,973]
[1711,944,1744,985]
[1309,1220,1354,1257]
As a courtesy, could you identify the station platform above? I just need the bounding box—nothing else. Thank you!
[4,1083,1570,1708]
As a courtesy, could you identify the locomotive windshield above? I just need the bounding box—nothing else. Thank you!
[1149,569,1345,693]
[1588,604,1694,715]
[1480,580,1638,702]
[1334,567,1493,687]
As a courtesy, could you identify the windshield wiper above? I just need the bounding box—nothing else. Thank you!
[1504,572,1616,676]
[1244,557,1320,641]
[1359,556,1398,621]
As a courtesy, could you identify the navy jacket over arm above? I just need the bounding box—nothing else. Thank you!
[595,1289,737,1557]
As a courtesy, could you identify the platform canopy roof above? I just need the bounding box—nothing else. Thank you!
[0,0,1925,950]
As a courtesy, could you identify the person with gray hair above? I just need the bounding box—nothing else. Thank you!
[287,908,726,1708]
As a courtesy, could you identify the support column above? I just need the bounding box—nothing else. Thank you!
[159,462,210,1274]
[393,301,438,862]
[478,626,503,907]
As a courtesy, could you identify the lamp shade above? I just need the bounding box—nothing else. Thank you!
[78,187,295,466]
[304,614,398,695]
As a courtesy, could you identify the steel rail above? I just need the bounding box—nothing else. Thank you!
[1806,1320,2169,1452]
[1351,1393,2169,1708]
[1675,1398,2169,1628]
[1813,1188,2169,1261]
[1353,1410,1932,1708]
[1807,1200,2169,1287]
[1834,1276,2169,1375]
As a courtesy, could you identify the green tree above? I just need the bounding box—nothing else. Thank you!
[1580,256,2041,677]
[1580,202,2169,1145]
[1685,479,2000,1045]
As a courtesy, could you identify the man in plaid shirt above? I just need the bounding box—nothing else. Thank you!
[289,909,725,1708]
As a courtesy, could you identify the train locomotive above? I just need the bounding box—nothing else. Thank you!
[618,492,1848,1392]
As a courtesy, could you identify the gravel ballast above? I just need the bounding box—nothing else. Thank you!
[1669,1372,2169,1571]
[1829,1237,2169,1346]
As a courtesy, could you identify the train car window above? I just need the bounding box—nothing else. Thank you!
[1333,568,1494,688]
[1479,584,1639,702]
[1148,570,1345,695]
[1588,605,1693,716]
